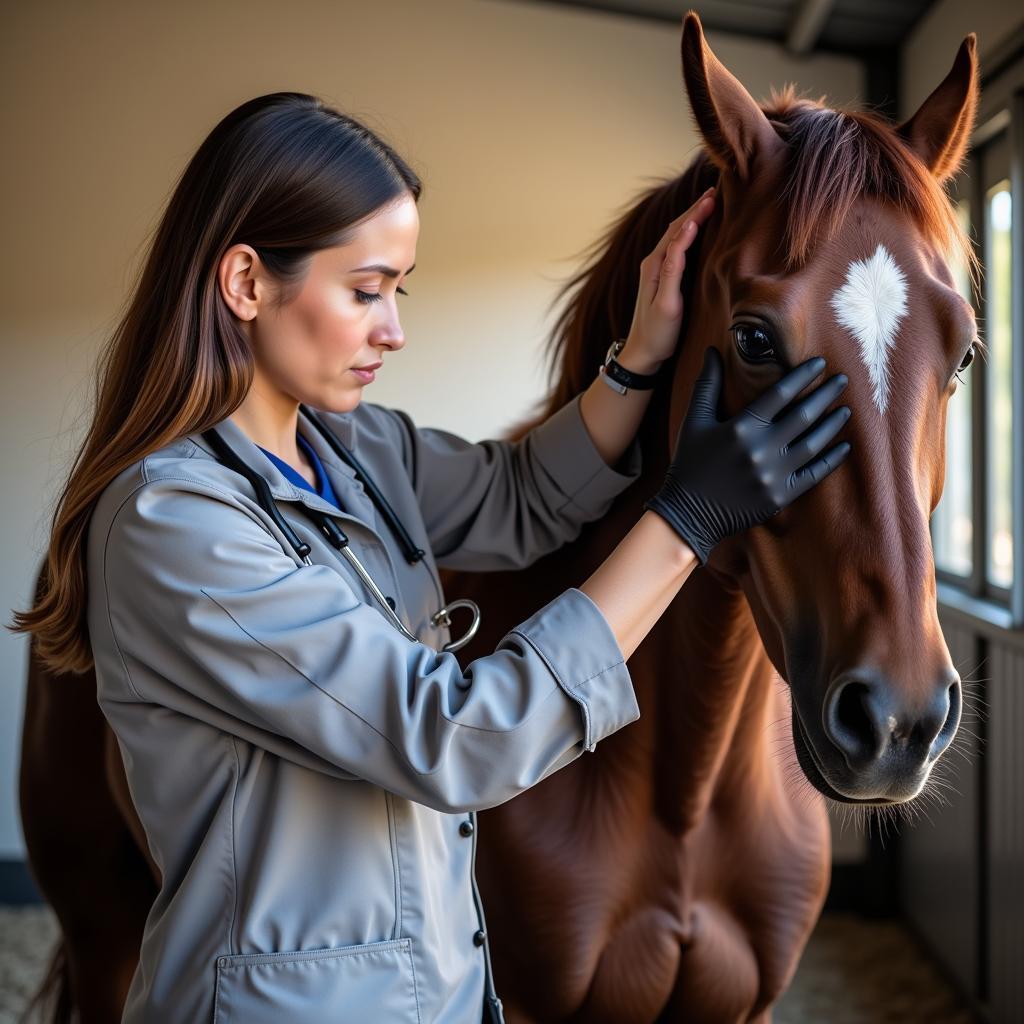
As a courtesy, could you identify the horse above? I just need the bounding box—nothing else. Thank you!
[16,12,979,1023]
[447,14,980,1023]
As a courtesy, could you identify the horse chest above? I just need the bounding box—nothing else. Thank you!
[483,781,828,1024]
[662,787,831,1020]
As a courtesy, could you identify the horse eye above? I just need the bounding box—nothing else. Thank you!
[731,323,775,362]
[958,343,976,372]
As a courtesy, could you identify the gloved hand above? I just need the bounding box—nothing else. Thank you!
[644,346,852,564]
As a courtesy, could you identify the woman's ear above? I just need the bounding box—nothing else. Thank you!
[218,244,261,322]
[680,10,783,180]
[898,34,978,183]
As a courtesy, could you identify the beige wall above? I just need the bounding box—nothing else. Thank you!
[0,0,863,858]
[901,0,1024,117]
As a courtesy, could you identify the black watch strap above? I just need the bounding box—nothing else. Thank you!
[600,339,662,394]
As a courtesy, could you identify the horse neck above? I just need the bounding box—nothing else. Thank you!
[611,345,779,834]
[641,562,781,836]
[532,373,780,837]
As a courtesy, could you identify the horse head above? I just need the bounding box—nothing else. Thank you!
[673,13,980,805]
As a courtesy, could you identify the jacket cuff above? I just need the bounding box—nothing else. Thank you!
[528,394,642,516]
[505,587,640,752]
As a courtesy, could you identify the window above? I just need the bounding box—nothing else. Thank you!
[984,183,1013,589]
[933,199,975,577]
[933,124,1017,613]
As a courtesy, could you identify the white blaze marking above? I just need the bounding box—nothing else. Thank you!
[830,244,908,415]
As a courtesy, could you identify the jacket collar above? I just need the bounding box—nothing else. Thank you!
[187,406,381,532]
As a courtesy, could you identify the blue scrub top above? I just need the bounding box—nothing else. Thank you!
[257,433,342,512]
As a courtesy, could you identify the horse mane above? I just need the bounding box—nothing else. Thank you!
[537,151,718,424]
[526,85,978,433]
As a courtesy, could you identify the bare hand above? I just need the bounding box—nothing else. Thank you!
[619,186,716,373]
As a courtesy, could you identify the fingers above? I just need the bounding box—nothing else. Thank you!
[650,186,717,261]
[640,188,716,306]
[789,440,853,499]
[685,346,724,424]
[645,220,696,310]
[782,404,852,468]
[771,373,849,443]
[743,356,827,423]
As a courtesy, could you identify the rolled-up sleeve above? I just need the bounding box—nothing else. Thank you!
[385,393,642,571]
[100,478,639,814]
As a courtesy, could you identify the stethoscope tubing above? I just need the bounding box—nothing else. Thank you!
[200,413,481,654]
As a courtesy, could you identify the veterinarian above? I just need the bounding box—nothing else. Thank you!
[14,94,851,1023]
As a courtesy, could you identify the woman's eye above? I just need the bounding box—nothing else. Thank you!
[355,288,409,304]
[731,322,775,362]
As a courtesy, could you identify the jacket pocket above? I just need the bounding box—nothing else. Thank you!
[212,937,420,1023]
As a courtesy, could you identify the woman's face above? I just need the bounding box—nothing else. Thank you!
[225,192,419,415]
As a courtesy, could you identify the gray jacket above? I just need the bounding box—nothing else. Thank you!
[86,394,642,1023]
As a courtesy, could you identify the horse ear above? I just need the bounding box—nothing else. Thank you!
[680,10,782,179]
[898,35,978,182]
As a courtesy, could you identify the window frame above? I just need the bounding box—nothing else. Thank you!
[933,62,1024,628]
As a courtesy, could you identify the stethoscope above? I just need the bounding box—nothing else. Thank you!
[200,405,482,653]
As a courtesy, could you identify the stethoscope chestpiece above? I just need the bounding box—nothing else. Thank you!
[432,599,483,654]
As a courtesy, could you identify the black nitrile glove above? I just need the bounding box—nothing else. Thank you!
[644,346,852,564]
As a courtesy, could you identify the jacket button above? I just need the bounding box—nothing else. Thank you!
[459,820,474,838]
[385,595,396,610]
[473,929,487,947]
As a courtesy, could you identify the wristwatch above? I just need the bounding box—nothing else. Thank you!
[599,339,663,395]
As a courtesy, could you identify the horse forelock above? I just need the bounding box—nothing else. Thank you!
[762,85,975,280]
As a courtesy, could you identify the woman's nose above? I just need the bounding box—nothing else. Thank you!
[372,312,405,352]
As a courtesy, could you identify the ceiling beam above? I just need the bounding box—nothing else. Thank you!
[786,0,835,55]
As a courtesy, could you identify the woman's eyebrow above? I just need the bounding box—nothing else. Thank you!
[348,263,416,278]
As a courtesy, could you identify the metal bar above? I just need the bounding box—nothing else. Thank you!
[971,151,988,600]
[975,630,989,1003]
[1010,89,1024,625]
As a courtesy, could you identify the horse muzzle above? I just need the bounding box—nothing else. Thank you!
[791,664,962,803]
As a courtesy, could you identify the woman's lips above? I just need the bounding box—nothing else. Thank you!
[351,363,380,384]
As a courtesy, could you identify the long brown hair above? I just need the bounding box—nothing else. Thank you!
[8,92,421,674]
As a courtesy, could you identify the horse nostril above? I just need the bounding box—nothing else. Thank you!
[824,677,884,770]
[823,670,963,773]
[930,677,962,761]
